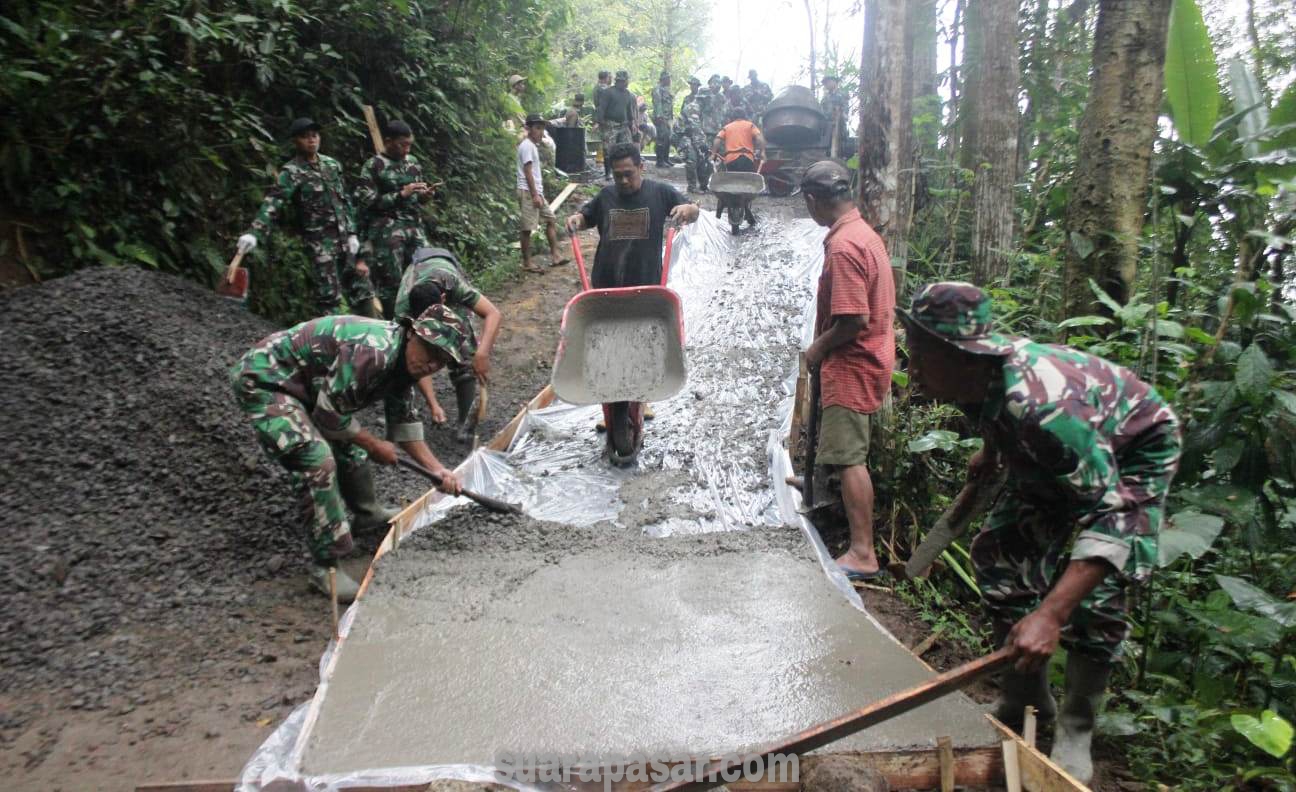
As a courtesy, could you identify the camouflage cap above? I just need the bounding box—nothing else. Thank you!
[407,304,470,364]
[897,282,1016,357]
[708,73,722,84]
[688,76,701,86]
[615,69,629,81]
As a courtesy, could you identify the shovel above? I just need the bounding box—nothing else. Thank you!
[797,365,821,513]
[216,249,249,306]
[395,455,521,515]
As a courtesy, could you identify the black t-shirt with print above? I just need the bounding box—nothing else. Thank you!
[578,179,687,288]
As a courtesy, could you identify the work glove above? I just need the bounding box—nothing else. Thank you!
[346,235,360,255]
[236,234,257,254]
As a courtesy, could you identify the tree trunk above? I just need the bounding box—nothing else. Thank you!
[858,0,914,287]
[966,0,1020,286]
[946,0,964,161]
[804,0,817,93]
[911,0,940,159]
[1061,0,1172,319]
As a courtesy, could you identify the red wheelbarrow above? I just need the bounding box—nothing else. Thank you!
[551,229,686,465]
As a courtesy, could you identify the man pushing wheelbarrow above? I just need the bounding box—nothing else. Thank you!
[562,142,701,465]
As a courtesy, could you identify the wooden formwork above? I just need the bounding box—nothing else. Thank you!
[139,360,1090,792]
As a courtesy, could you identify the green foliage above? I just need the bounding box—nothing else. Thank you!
[1,0,568,322]
[1165,0,1221,147]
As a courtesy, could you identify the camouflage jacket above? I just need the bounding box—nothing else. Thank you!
[972,338,1181,581]
[743,80,773,115]
[232,315,422,443]
[676,93,704,134]
[393,250,482,321]
[700,88,726,134]
[249,154,356,243]
[651,84,674,122]
[355,153,427,231]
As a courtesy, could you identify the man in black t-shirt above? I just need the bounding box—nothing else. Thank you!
[565,143,701,288]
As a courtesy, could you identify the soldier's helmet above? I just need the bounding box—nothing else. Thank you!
[406,304,471,364]
[897,282,1017,357]
[688,76,701,87]
[615,69,629,82]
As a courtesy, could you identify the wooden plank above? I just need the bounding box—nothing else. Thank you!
[988,715,1091,792]
[1023,705,1038,748]
[789,352,807,450]
[488,384,557,453]
[548,182,579,213]
[362,105,385,155]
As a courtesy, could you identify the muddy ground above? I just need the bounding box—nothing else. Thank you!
[0,168,1128,791]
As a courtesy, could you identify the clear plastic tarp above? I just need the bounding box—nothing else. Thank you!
[239,202,889,792]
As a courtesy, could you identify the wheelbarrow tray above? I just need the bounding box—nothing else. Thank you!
[709,171,765,196]
[551,285,687,405]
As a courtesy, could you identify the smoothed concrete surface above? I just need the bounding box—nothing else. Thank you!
[301,516,995,775]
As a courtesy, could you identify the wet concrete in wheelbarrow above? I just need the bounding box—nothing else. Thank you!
[301,507,995,775]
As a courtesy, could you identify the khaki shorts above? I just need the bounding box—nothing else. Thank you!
[815,393,892,468]
[518,190,556,232]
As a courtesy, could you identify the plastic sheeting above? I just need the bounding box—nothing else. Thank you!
[239,200,893,792]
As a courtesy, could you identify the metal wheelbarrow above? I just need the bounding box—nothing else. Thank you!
[551,228,686,465]
[709,170,765,235]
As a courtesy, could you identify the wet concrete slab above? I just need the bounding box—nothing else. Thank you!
[301,516,996,775]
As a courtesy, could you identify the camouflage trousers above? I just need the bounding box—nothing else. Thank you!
[231,384,364,563]
[653,119,672,164]
[601,123,634,165]
[972,425,1180,664]
[673,129,711,190]
[304,234,373,315]
[366,222,429,318]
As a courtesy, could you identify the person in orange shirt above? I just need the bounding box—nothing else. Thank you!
[711,107,766,173]
[711,108,767,227]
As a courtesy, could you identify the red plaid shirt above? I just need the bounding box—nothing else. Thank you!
[814,208,895,413]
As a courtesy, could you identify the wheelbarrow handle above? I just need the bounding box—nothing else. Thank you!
[570,233,592,292]
[661,226,676,286]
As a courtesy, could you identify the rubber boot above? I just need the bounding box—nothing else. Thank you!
[1050,652,1111,785]
[308,563,361,604]
[452,372,478,444]
[336,461,399,535]
[991,664,1057,733]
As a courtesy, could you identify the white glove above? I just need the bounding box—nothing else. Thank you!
[236,234,257,254]
[346,235,360,255]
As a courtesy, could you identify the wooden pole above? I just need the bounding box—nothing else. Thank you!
[328,567,340,641]
[937,735,955,792]
[362,105,384,156]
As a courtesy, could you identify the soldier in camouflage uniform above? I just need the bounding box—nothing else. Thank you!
[596,70,637,179]
[820,74,850,151]
[394,247,502,442]
[651,71,674,168]
[355,120,434,318]
[899,282,1181,785]
[701,74,727,140]
[237,118,369,315]
[230,305,467,602]
[742,69,774,125]
[673,78,711,193]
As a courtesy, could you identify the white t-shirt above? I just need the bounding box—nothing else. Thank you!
[516,138,543,195]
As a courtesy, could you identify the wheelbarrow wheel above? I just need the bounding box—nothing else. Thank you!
[607,402,639,466]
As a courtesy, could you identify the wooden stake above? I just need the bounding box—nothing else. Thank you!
[548,182,579,213]
[937,736,954,792]
[362,105,384,155]
[1023,705,1038,748]
[1002,740,1022,792]
[328,567,340,641]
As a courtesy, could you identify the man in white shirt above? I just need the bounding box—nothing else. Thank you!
[517,114,569,273]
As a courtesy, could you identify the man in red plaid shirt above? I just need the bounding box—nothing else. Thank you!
[802,160,896,581]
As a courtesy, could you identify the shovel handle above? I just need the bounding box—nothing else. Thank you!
[395,456,521,515]
[225,249,247,284]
